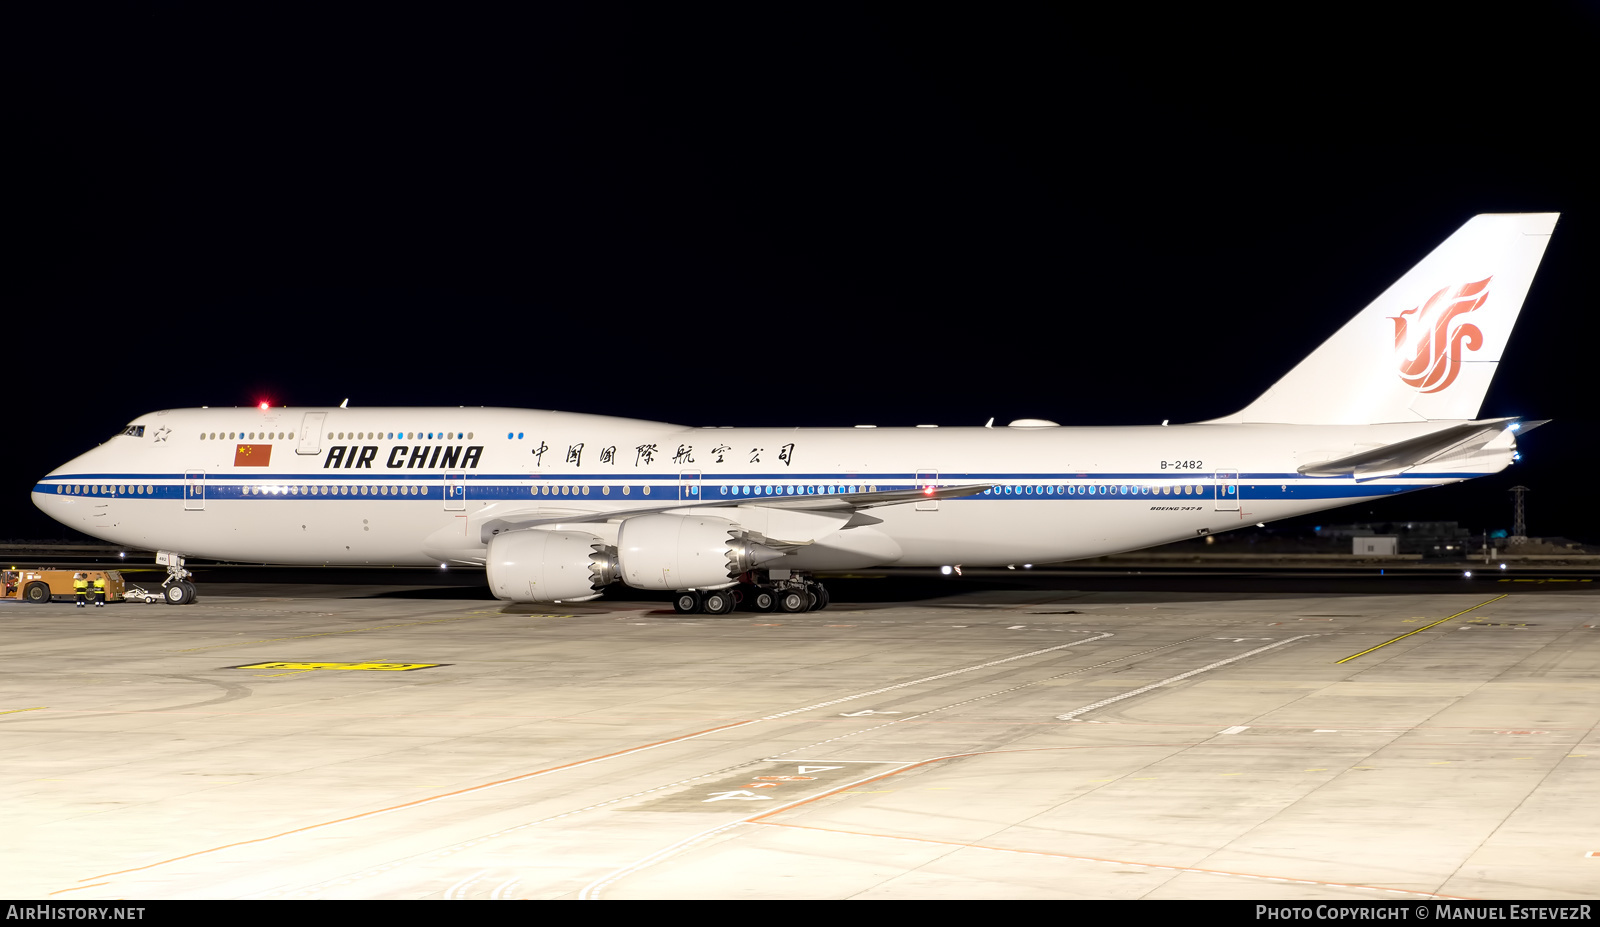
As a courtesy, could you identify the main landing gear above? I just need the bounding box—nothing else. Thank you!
[157,551,199,606]
[670,573,829,615]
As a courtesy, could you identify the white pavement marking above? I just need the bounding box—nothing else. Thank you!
[247,631,1123,898]
[444,869,487,899]
[759,632,1114,720]
[579,634,1247,898]
[1219,725,1250,735]
[1055,636,1312,721]
[577,822,748,900]
[577,762,925,900]
[490,876,520,900]
[764,635,1204,760]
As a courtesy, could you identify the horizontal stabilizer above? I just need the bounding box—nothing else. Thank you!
[1298,418,1545,480]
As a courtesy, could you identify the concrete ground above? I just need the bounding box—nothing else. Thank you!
[2,575,1598,900]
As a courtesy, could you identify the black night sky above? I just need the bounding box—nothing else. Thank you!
[8,6,1599,544]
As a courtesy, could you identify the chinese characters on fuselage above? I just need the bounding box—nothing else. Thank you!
[529,442,799,468]
[318,440,799,471]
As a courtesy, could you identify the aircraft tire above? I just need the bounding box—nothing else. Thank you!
[182,581,198,604]
[749,589,776,612]
[777,590,808,613]
[814,585,829,610]
[672,591,702,614]
[164,583,193,606]
[701,590,735,615]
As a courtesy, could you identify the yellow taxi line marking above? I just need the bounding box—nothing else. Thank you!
[49,882,110,896]
[1334,595,1507,664]
[233,662,443,672]
[0,707,47,715]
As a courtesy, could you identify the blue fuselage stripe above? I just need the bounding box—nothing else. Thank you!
[36,470,1479,503]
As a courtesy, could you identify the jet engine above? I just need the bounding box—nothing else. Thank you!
[487,529,612,603]
[617,513,786,590]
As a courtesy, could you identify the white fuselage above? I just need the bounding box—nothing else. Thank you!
[33,407,1506,571]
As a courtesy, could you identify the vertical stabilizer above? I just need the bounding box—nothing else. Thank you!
[1215,213,1557,424]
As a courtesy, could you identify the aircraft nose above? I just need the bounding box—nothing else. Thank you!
[33,449,99,526]
[33,471,71,523]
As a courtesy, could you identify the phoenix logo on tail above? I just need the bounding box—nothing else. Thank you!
[1390,276,1491,394]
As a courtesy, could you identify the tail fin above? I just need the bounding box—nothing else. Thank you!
[1216,213,1558,424]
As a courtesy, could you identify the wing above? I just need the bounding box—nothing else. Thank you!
[475,482,994,543]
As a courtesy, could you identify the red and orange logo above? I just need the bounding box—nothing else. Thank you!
[1389,276,1491,394]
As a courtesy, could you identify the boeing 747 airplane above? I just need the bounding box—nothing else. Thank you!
[33,213,1557,612]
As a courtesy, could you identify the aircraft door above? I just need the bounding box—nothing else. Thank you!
[916,469,939,511]
[443,473,466,511]
[1215,469,1240,512]
[297,413,326,455]
[184,469,205,511]
[679,469,702,503]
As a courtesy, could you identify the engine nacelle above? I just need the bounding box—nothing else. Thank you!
[617,513,785,590]
[487,530,609,603]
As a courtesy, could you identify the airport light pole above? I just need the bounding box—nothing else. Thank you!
[1509,485,1529,546]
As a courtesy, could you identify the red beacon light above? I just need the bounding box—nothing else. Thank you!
[258,401,270,411]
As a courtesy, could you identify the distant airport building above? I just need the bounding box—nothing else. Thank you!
[1318,522,1471,558]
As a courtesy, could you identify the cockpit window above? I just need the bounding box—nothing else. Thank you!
[119,425,145,438]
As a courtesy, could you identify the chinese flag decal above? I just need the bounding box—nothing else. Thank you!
[234,444,273,467]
